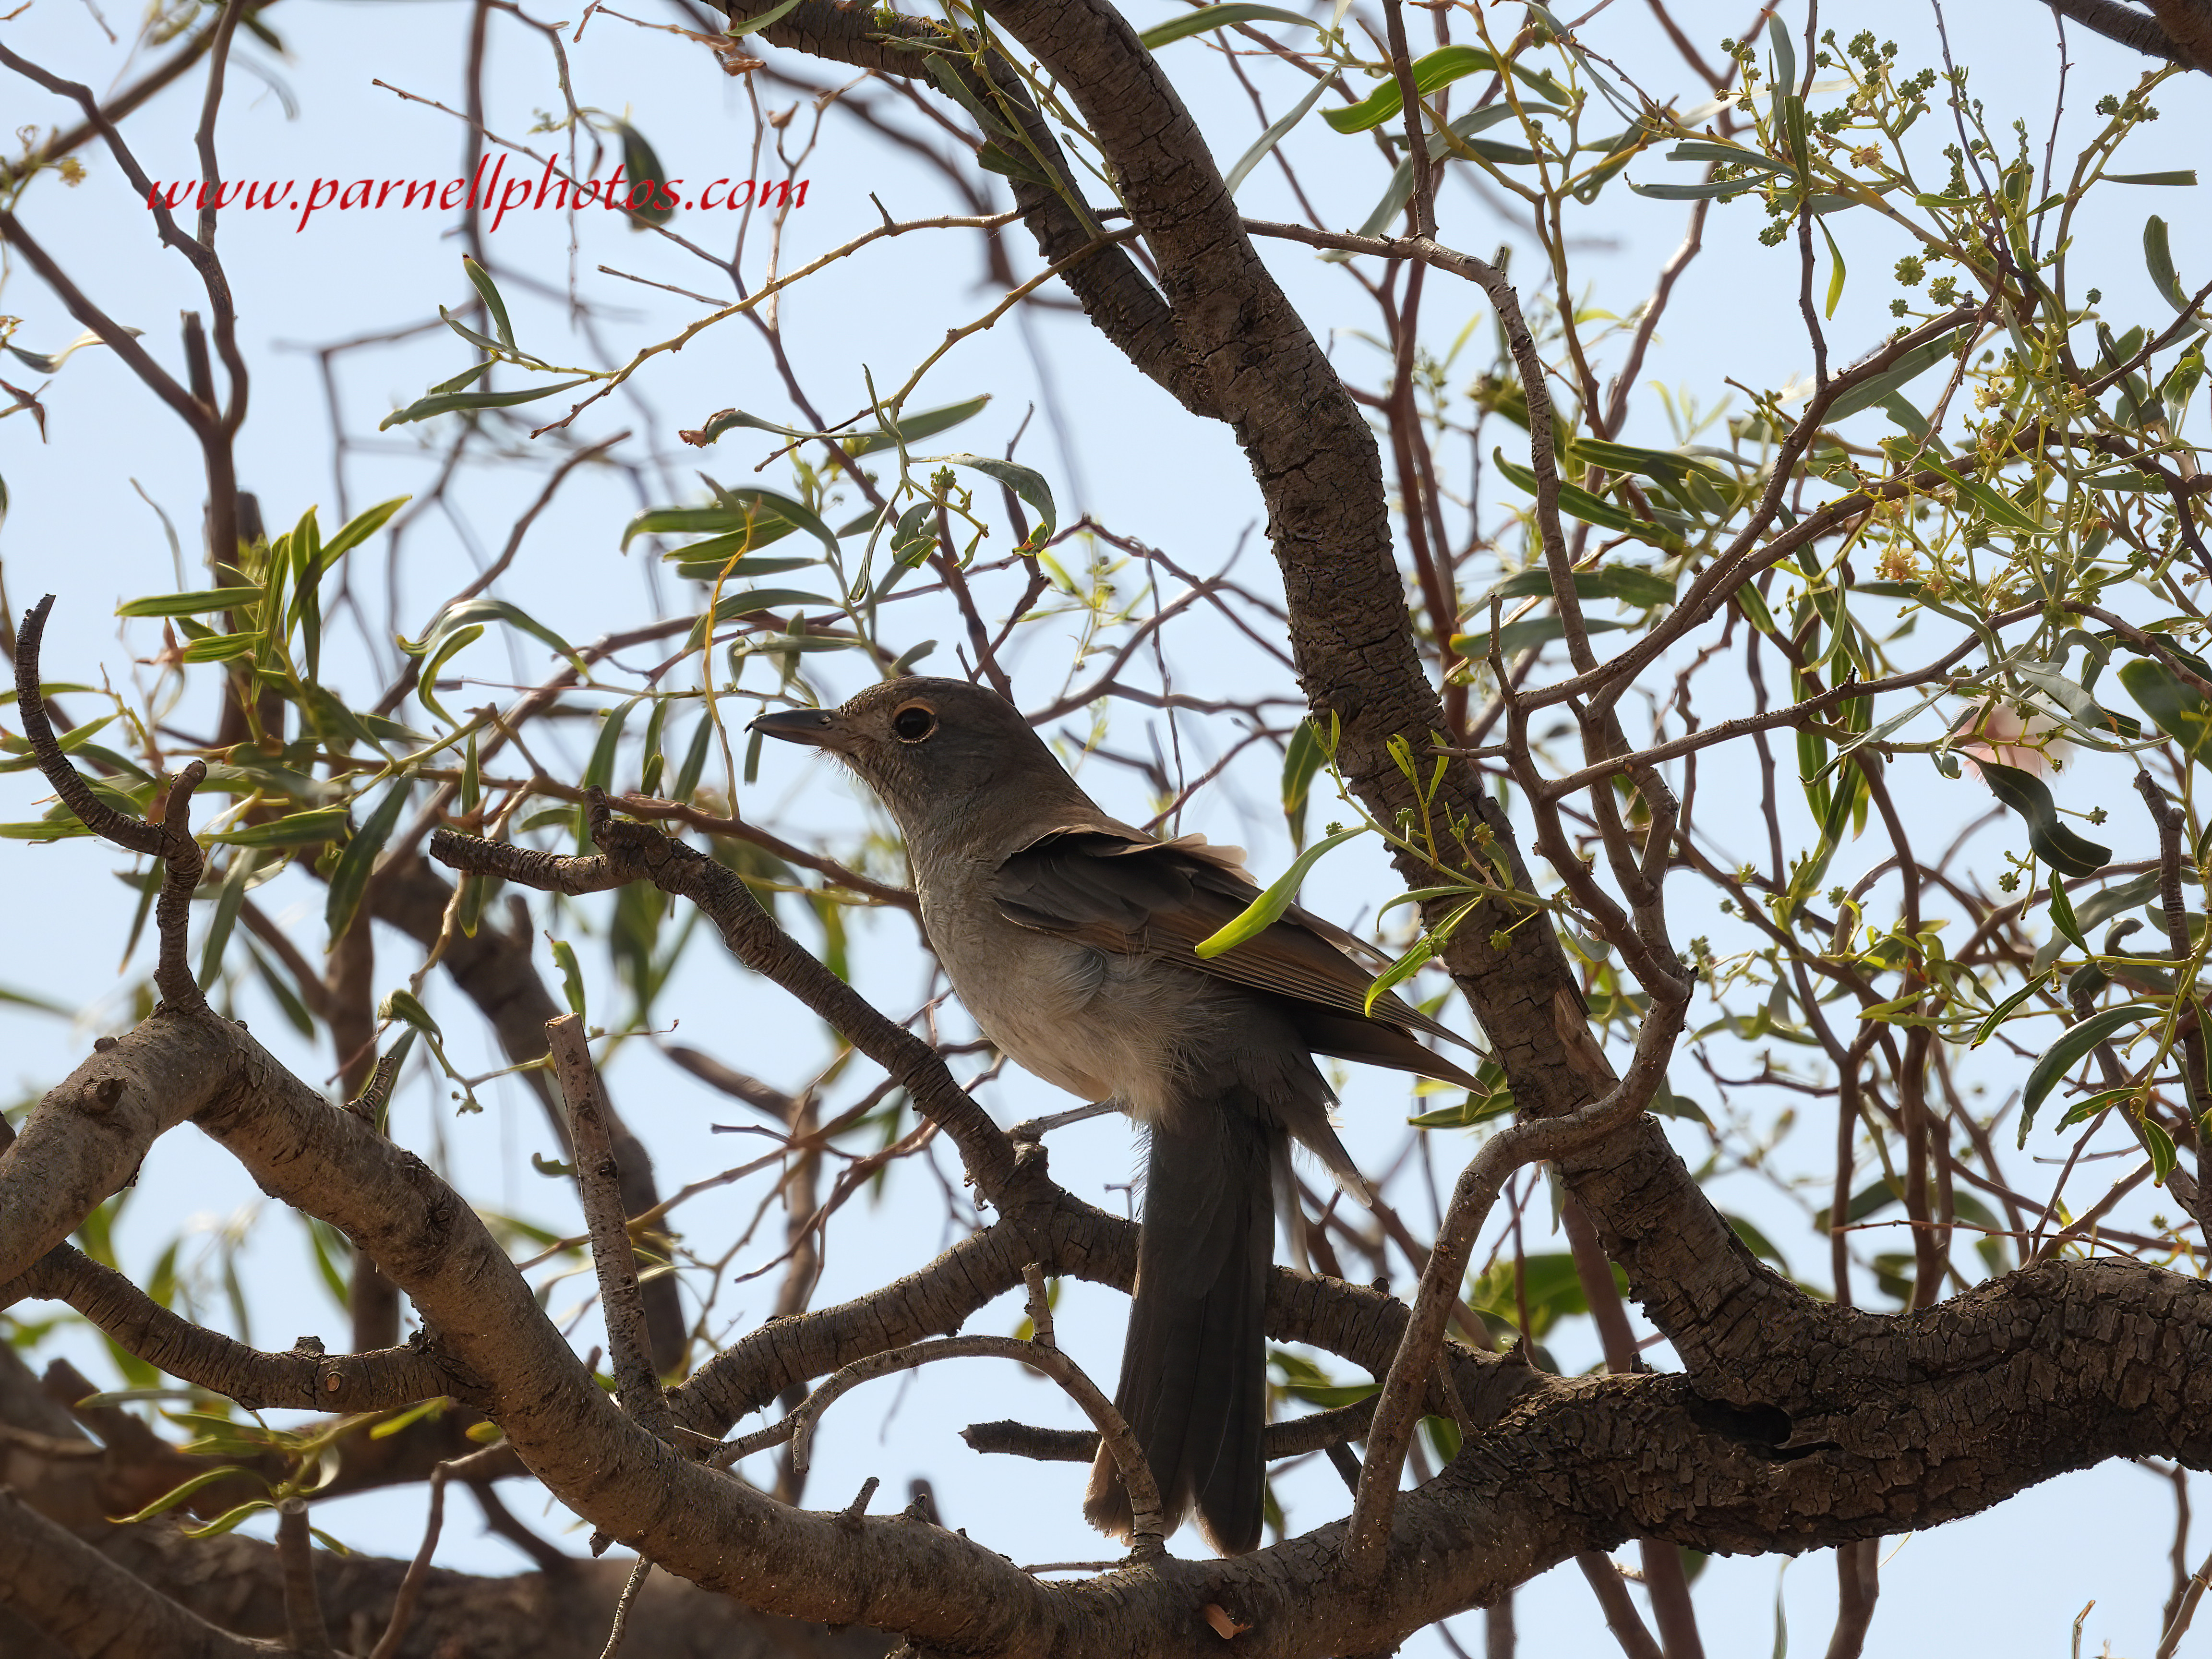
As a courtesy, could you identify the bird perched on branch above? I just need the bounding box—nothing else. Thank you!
[751,678,1482,1554]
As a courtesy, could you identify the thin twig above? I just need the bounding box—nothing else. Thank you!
[598,1557,652,1659]
[368,1460,455,1659]
[1345,997,1685,1575]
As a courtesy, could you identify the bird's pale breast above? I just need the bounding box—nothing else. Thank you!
[915,867,1224,1124]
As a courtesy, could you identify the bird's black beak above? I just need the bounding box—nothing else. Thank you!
[748,706,849,752]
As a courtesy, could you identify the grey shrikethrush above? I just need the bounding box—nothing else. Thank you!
[751,678,1481,1554]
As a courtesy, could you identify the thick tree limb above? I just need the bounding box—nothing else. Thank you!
[0,1487,282,1658]
[6,868,2212,1653]
[2045,0,2211,68]
[2,1243,452,1412]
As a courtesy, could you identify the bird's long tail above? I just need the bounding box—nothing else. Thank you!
[1084,1095,1275,1554]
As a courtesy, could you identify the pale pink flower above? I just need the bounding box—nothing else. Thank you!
[1951,703,2071,778]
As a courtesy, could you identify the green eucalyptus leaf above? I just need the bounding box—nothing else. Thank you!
[118,589,257,619]
[1225,77,1330,195]
[1452,615,1631,660]
[2020,1003,2164,1143]
[1194,826,1366,958]
[1823,331,1964,422]
[462,256,517,349]
[608,119,676,228]
[1139,4,1319,48]
[325,778,412,944]
[2118,657,2212,770]
[724,0,802,31]
[926,453,1057,546]
[204,806,352,847]
[1282,717,1329,850]
[1977,761,2110,878]
[379,376,593,430]
[1490,448,1682,549]
[1323,45,1564,134]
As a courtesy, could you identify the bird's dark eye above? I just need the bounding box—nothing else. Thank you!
[891,702,937,743]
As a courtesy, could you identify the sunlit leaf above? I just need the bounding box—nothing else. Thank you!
[2136,1114,2179,1183]
[1323,45,1564,134]
[1139,3,1320,48]
[1490,448,1683,550]
[117,589,258,619]
[204,806,352,847]
[1194,825,1366,958]
[2019,1002,2162,1143]
[724,0,802,31]
[1490,564,1676,608]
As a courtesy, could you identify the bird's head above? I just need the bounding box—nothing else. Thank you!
[749,678,1084,845]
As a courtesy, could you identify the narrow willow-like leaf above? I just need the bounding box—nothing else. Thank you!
[381,987,446,1043]
[2048,876,2086,951]
[1281,717,1329,849]
[2019,1002,2162,1143]
[1193,825,1366,958]
[1491,448,1682,549]
[1627,177,1759,202]
[317,496,409,570]
[1323,45,1564,133]
[1491,564,1677,608]
[117,588,258,619]
[1817,218,1846,319]
[724,0,802,32]
[2054,1084,2138,1132]
[1823,331,1963,422]
[1451,615,1632,660]
[112,1466,262,1527]
[674,713,715,803]
[204,806,352,847]
[1926,461,2044,534]
[379,377,592,430]
[325,779,411,944]
[463,256,516,349]
[1138,3,1318,48]
[2137,1114,2179,1183]
[2117,657,2212,769]
[1225,77,1329,196]
[197,850,258,992]
[550,936,587,1018]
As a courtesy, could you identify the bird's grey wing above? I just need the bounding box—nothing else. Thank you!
[990,830,1483,1087]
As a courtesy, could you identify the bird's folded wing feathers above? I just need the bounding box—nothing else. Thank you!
[989,829,1482,1081]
